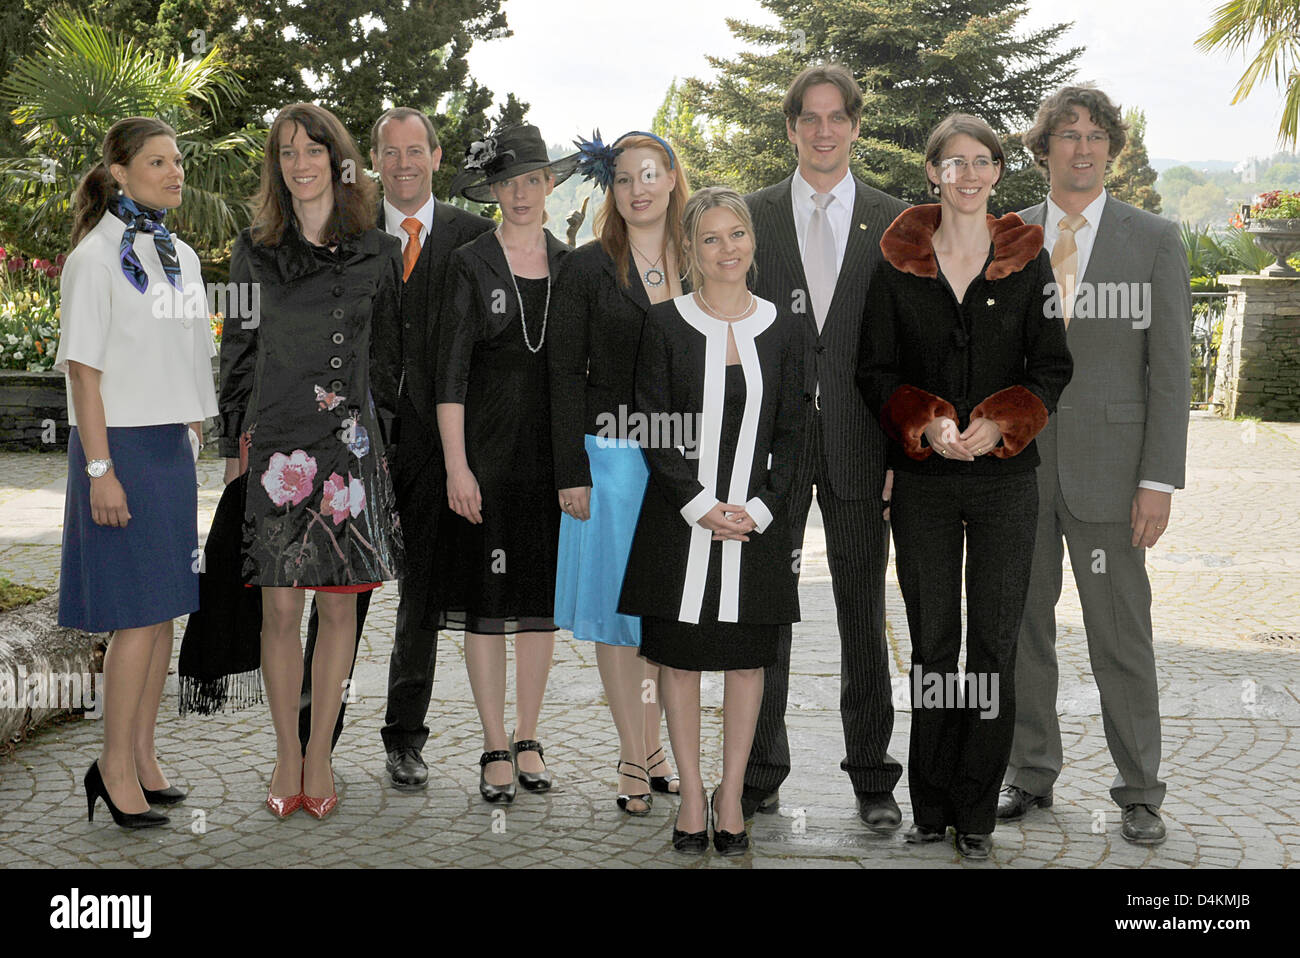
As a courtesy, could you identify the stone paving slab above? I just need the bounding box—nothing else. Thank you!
[0,414,1297,868]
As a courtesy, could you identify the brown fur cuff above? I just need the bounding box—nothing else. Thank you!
[881,384,958,460]
[971,385,1048,458]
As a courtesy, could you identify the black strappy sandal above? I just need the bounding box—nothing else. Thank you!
[616,761,653,816]
[647,746,680,794]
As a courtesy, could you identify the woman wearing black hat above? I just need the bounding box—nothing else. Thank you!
[434,124,577,803]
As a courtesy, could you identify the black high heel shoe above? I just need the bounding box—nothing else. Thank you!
[646,746,680,795]
[711,787,750,856]
[479,750,516,804]
[671,789,709,854]
[510,733,552,792]
[84,762,167,829]
[140,780,187,806]
[615,761,653,816]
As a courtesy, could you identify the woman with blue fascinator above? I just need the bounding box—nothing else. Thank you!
[550,130,691,816]
[433,123,577,803]
[57,117,219,828]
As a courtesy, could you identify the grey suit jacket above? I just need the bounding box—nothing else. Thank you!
[746,175,908,499]
[1021,194,1191,523]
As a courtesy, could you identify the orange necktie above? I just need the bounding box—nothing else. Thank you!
[401,217,422,281]
[1051,213,1086,326]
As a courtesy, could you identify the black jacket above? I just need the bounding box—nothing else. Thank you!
[856,205,1073,475]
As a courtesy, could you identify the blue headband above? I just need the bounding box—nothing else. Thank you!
[573,129,677,191]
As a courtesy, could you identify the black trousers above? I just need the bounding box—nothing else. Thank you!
[745,413,902,796]
[890,470,1037,834]
[299,452,444,755]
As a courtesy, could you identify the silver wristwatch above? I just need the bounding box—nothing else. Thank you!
[85,458,113,479]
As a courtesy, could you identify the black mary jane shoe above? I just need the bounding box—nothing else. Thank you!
[510,734,553,793]
[478,750,516,804]
[140,781,187,806]
[955,831,993,860]
[904,823,948,844]
[710,788,750,856]
[672,790,709,854]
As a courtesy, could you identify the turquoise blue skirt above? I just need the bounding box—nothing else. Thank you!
[554,436,649,646]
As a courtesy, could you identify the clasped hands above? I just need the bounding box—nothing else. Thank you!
[924,416,1002,460]
[699,502,756,541]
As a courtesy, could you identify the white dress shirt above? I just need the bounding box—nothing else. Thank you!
[54,212,218,427]
[383,194,436,253]
[1044,188,1173,495]
[791,167,855,274]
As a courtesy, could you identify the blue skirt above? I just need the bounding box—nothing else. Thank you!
[554,436,649,646]
[59,424,200,632]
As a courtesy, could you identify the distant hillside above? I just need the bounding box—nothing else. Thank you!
[1151,157,1238,173]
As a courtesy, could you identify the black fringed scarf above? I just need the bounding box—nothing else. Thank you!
[178,472,264,714]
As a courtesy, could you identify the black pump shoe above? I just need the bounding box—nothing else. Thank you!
[140,781,187,806]
[510,734,552,792]
[478,750,516,804]
[85,762,168,829]
[672,790,709,854]
[711,788,750,856]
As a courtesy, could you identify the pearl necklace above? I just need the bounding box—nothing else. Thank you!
[696,289,754,320]
[495,229,550,354]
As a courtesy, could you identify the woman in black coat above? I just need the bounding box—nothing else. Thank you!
[856,113,1072,858]
[619,187,808,855]
[218,103,403,820]
[549,131,689,815]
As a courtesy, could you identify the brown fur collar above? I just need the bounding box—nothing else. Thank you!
[879,204,1043,282]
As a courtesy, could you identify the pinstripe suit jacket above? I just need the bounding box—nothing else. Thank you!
[745,175,908,499]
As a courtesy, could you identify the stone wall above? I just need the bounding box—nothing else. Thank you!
[1213,275,1300,421]
[0,370,68,451]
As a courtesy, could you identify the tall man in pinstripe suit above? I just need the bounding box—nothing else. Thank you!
[742,64,909,829]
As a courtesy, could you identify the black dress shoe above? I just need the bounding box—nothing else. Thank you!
[478,750,516,804]
[84,762,168,829]
[671,790,709,854]
[904,823,948,844]
[386,747,428,789]
[955,832,993,859]
[856,791,902,833]
[140,782,187,805]
[996,784,1053,821]
[511,736,552,792]
[710,788,750,856]
[740,785,780,820]
[1121,803,1167,845]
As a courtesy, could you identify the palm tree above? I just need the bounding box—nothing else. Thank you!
[1196,0,1300,149]
[0,9,264,258]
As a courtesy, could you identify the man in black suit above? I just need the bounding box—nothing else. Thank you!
[742,64,908,830]
[299,109,494,787]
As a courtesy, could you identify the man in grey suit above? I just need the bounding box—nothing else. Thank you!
[741,64,908,829]
[999,85,1191,844]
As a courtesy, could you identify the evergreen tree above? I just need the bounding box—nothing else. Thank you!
[677,0,1082,211]
[1108,108,1162,213]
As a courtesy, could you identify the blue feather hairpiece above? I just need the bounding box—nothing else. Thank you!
[574,129,621,191]
[574,129,678,191]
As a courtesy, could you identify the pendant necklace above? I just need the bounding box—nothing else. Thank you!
[496,228,550,354]
[629,240,666,288]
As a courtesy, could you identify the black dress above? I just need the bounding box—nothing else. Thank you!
[218,227,404,588]
[433,230,570,633]
[618,294,809,671]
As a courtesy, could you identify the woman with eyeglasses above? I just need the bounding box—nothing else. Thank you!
[856,113,1072,859]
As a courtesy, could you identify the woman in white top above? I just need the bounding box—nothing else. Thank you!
[55,117,219,829]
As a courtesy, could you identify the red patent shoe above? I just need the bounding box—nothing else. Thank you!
[303,765,337,820]
[266,763,303,819]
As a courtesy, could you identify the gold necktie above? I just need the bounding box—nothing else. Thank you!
[1051,213,1086,326]
[401,217,422,282]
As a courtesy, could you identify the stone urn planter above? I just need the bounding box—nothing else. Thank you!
[1246,218,1300,276]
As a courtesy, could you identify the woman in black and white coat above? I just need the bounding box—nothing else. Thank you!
[619,187,808,855]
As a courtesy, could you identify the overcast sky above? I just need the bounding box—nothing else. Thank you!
[465,0,1289,164]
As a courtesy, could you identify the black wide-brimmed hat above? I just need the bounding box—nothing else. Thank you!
[450,123,581,204]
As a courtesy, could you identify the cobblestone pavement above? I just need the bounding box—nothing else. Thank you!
[0,413,1297,868]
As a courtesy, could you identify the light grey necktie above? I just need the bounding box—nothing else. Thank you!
[804,192,837,333]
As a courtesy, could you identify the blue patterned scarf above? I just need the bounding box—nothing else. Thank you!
[108,193,183,293]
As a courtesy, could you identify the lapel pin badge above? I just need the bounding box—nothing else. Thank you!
[858,223,867,230]
[986,298,995,306]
